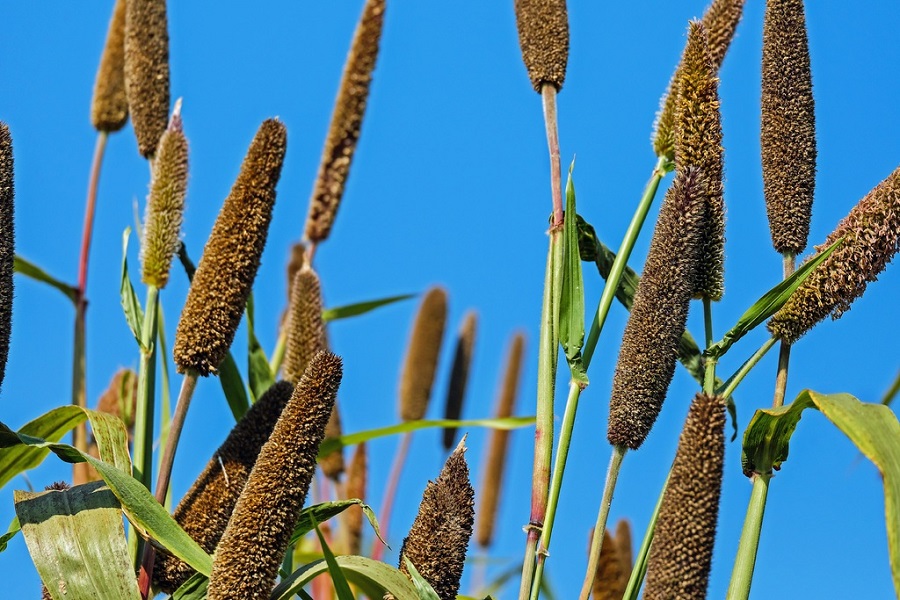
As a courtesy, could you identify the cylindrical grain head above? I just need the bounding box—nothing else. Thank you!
[761,0,816,255]
[608,168,708,449]
[91,0,129,132]
[615,519,633,577]
[319,400,345,481]
[643,393,725,600]
[397,440,475,600]
[304,0,385,244]
[207,352,342,600]
[141,110,188,289]
[153,381,294,594]
[344,442,367,556]
[514,0,569,92]
[173,119,287,376]
[0,124,13,394]
[475,333,524,548]
[399,287,448,421]
[675,21,726,301]
[282,267,327,384]
[96,368,139,435]
[442,311,478,450]
[768,164,900,343]
[124,0,170,157]
[592,529,626,600]
[285,243,306,302]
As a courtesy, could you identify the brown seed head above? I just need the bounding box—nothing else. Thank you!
[305,0,385,244]
[320,400,345,481]
[514,0,569,92]
[285,243,306,302]
[344,442,368,556]
[397,440,475,600]
[768,164,900,343]
[153,381,294,594]
[592,529,626,600]
[173,119,286,376]
[399,287,448,421]
[442,311,478,450]
[761,0,816,254]
[124,0,170,157]
[675,21,726,301]
[476,333,524,548]
[283,267,327,384]
[91,0,129,132]
[615,519,633,576]
[96,368,139,434]
[608,168,708,449]
[208,352,343,600]
[141,110,188,288]
[643,393,725,600]
[0,124,13,394]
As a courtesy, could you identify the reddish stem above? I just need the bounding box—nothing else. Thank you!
[371,431,412,562]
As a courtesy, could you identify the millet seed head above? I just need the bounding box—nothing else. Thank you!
[124,0,170,157]
[442,311,478,450]
[91,0,129,132]
[345,442,368,556]
[399,287,448,421]
[514,0,569,92]
[282,267,327,384]
[0,124,13,394]
[592,529,626,600]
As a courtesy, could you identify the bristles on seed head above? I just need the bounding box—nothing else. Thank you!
[643,393,725,600]
[514,0,569,92]
[91,0,129,132]
[141,112,188,288]
[208,352,342,600]
[442,311,478,450]
[397,440,475,600]
[608,168,707,449]
[592,529,626,600]
[153,381,294,594]
[761,0,816,255]
[304,0,385,244]
[399,287,448,421]
[173,119,286,376]
[282,267,327,384]
[124,0,170,157]
[0,124,13,394]
[476,333,524,548]
[768,165,900,344]
[344,442,368,556]
[675,21,726,301]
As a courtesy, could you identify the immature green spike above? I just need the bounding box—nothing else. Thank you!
[208,352,342,600]
[399,287,448,421]
[124,0,170,157]
[396,440,474,600]
[608,168,708,449]
[173,119,286,376]
[514,0,569,92]
[643,393,725,600]
[91,0,128,132]
[676,21,725,301]
[141,110,188,288]
[761,0,816,254]
[442,311,477,450]
[283,267,327,384]
[0,124,13,393]
[305,0,385,244]
[345,442,367,556]
[153,381,294,594]
[769,164,900,344]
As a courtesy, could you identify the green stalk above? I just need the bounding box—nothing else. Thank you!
[772,253,795,407]
[579,445,627,599]
[717,337,778,401]
[622,473,669,600]
[703,297,717,395]
[726,473,771,599]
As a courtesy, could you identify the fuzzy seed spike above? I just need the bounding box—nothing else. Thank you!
[208,352,343,600]
[304,0,385,244]
[283,267,327,384]
[285,243,306,302]
[442,311,478,450]
[320,399,345,481]
[96,368,138,434]
[514,0,570,92]
[399,287,448,422]
[676,21,726,301]
[768,165,900,343]
[643,393,725,600]
[615,519,633,577]
[592,529,626,600]
[124,0,170,157]
[608,168,708,449]
[761,0,817,254]
[153,381,294,593]
[91,0,129,132]
[0,124,13,393]
[173,119,286,376]
[345,442,368,556]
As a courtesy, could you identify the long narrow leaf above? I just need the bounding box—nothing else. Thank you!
[0,516,20,553]
[218,352,250,421]
[270,555,421,600]
[558,162,587,387]
[403,556,441,600]
[312,516,354,600]
[13,255,77,303]
[322,294,415,322]
[120,228,146,348]
[289,499,384,548]
[0,406,86,489]
[246,293,275,402]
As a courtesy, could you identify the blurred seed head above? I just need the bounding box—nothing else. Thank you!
[643,393,725,600]
[153,381,294,594]
[95,368,139,435]
[0,124,13,394]
[761,0,816,255]
[285,243,306,302]
[319,400,345,481]
[304,0,385,244]
[399,287,448,422]
[282,267,327,384]
[608,168,708,449]
[208,352,342,600]
[591,529,626,600]
[344,442,368,556]
[91,0,129,132]
[514,0,569,92]
[768,164,900,343]
[442,311,478,450]
[615,519,633,577]
[124,0,170,157]
[173,119,286,376]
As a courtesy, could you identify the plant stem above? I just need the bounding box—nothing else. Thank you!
[153,370,199,503]
[132,285,159,490]
[579,445,627,599]
[622,472,669,600]
[703,297,717,395]
[726,473,771,600]
[372,430,412,562]
[772,253,795,408]
[717,337,778,401]
[541,84,564,228]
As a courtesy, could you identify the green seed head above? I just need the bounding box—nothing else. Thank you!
[124,0,170,157]
[514,0,569,92]
[399,287,448,421]
[91,0,129,132]
[442,311,478,450]
[0,124,13,394]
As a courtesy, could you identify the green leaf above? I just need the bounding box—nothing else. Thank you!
[170,572,208,600]
[558,162,588,388]
[317,416,534,458]
[403,556,441,600]
[218,352,250,422]
[271,556,421,600]
[312,516,355,600]
[882,369,900,408]
[289,499,385,549]
[322,294,415,322]
[16,480,141,600]
[246,293,275,403]
[13,255,77,303]
[0,406,86,489]
[120,228,146,348]
[706,238,841,359]
[0,516,20,553]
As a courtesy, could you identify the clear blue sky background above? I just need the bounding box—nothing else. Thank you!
[1,1,898,598]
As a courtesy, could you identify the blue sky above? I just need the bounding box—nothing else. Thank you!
[1,1,898,598]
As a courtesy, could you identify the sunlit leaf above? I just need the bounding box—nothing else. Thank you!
[120,228,146,348]
[558,162,587,388]
[322,294,415,322]
[403,556,441,600]
[13,255,77,303]
[312,516,354,600]
[246,293,275,403]
[289,499,384,549]
[0,516,20,553]
[271,555,420,600]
